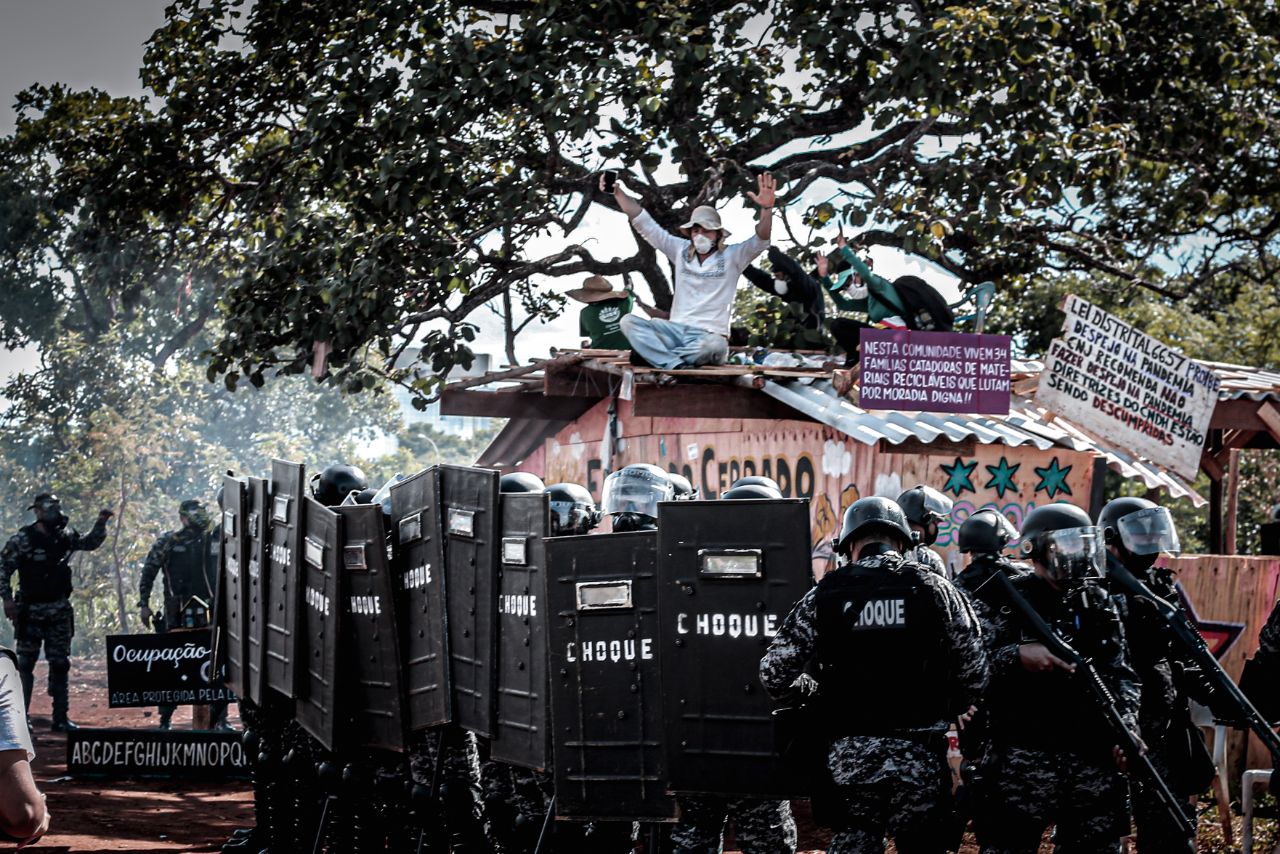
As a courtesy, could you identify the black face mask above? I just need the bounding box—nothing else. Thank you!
[1120,548,1159,573]
[35,504,67,530]
[611,512,655,533]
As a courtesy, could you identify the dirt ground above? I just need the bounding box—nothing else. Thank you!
[12,659,1278,853]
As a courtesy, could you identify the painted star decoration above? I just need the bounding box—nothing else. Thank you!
[1034,458,1074,498]
[940,457,978,496]
[984,456,1021,498]
[1175,582,1245,660]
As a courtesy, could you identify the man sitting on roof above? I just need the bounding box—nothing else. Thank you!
[567,275,668,350]
[603,172,775,370]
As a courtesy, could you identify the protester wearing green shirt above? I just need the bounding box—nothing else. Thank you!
[568,276,667,351]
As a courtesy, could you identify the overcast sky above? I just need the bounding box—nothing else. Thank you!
[0,3,959,380]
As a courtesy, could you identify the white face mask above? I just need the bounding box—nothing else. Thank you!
[692,234,714,254]
[773,277,789,296]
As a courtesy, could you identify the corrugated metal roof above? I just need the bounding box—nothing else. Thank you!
[1016,359,1280,401]
[760,377,1206,506]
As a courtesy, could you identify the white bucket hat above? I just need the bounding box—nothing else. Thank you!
[679,205,730,237]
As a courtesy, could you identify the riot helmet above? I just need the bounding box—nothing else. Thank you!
[349,487,379,505]
[731,475,782,494]
[180,498,211,530]
[836,496,913,560]
[28,493,68,530]
[500,472,546,493]
[1098,496,1180,570]
[668,473,700,501]
[1020,502,1103,585]
[602,464,673,530]
[722,483,783,500]
[897,485,954,546]
[312,464,369,506]
[545,482,601,536]
[958,508,1019,554]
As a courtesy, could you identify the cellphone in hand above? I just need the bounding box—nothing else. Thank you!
[602,170,618,194]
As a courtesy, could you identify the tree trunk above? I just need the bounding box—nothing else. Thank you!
[502,286,519,366]
[110,472,131,633]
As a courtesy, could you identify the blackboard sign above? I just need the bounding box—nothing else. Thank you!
[67,728,249,779]
[106,630,236,708]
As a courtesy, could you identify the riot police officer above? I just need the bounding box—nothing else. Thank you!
[546,482,602,536]
[971,502,1138,853]
[601,464,673,532]
[138,498,225,730]
[955,509,1025,605]
[1,493,112,731]
[1098,497,1207,852]
[897,485,953,576]
[760,496,987,853]
[311,463,368,506]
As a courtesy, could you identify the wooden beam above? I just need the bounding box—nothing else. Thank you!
[1208,430,1224,554]
[543,368,613,398]
[631,384,810,421]
[1258,401,1280,444]
[1200,451,1225,481]
[1211,399,1275,434]
[1225,448,1240,555]
[878,437,976,457]
[440,389,597,421]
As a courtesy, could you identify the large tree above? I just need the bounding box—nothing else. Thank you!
[2,0,1278,402]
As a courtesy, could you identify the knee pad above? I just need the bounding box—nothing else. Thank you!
[47,657,71,675]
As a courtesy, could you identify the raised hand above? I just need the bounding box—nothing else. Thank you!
[747,171,776,209]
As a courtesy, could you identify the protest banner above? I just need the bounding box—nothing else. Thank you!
[858,329,1012,414]
[106,629,236,708]
[1035,295,1220,480]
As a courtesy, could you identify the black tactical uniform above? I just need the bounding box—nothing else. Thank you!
[972,503,1138,854]
[138,499,224,729]
[1098,497,1209,853]
[760,497,987,853]
[0,493,109,730]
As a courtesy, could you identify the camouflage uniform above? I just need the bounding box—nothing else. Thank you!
[760,553,988,853]
[972,573,1139,854]
[911,544,948,577]
[670,795,797,853]
[1106,556,1202,852]
[1,517,108,722]
[408,725,488,852]
[138,524,223,726]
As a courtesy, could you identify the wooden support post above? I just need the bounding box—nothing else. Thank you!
[1208,430,1225,554]
[1225,448,1241,555]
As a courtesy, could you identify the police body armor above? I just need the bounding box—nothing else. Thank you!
[545,530,676,822]
[267,459,306,699]
[440,464,500,738]
[219,473,250,699]
[490,491,551,770]
[388,467,451,730]
[15,528,76,603]
[244,476,270,705]
[814,556,950,734]
[657,499,813,797]
[335,503,407,752]
[297,496,342,750]
[163,529,218,620]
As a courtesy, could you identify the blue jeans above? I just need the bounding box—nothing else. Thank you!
[619,316,729,370]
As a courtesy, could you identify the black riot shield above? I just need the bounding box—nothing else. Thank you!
[219,474,249,699]
[389,468,450,730]
[266,459,306,698]
[490,492,551,771]
[335,503,406,752]
[297,497,342,751]
[545,531,676,821]
[656,499,813,797]
[244,476,269,705]
[439,465,500,738]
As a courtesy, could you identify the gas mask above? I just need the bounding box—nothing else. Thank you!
[611,512,656,533]
[181,503,211,530]
[692,234,714,254]
[33,497,68,530]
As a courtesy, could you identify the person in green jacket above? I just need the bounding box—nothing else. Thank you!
[568,275,667,351]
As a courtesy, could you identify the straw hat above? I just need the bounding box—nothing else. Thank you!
[566,276,627,304]
[679,205,730,236]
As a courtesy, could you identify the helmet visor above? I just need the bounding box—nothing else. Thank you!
[1117,506,1181,557]
[1042,525,1105,582]
[549,500,594,533]
[920,488,954,521]
[601,471,669,518]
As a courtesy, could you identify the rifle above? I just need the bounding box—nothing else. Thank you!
[1107,559,1280,765]
[987,571,1197,847]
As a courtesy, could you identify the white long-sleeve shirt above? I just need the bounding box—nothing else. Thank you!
[630,209,768,336]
